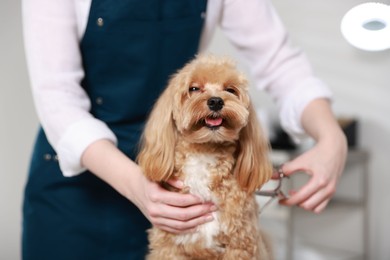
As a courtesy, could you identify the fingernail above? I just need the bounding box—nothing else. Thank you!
[278,199,288,206]
[210,205,218,212]
[175,180,184,188]
[205,214,214,222]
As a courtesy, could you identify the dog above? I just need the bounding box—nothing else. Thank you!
[137,54,273,259]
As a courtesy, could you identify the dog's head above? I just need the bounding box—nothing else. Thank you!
[170,55,250,144]
[138,55,272,193]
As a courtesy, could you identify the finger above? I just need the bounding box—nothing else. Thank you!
[280,176,319,206]
[296,188,329,212]
[281,160,304,177]
[281,177,335,212]
[166,178,184,190]
[156,226,195,235]
[313,200,329,214]
[299,181,335,212]
[150,185,204,207]
[154,213,214,234]
[151,202,217,222]
[270,169,281,180]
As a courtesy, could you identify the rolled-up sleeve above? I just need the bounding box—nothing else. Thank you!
[22,0,117,176]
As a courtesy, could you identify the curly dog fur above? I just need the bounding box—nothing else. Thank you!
[138,54,273,259]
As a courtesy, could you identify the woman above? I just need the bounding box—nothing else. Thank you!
[22,0,347,259]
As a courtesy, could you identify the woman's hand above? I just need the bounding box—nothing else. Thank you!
[130,176,217,234]
[279,99,348,213]
[280,133,347,213]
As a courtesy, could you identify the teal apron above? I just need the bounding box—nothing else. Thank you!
[22,1,207,259]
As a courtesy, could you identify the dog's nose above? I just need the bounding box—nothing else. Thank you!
[207,97,224,111]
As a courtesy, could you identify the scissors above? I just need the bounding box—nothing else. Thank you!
[256,166,289,213]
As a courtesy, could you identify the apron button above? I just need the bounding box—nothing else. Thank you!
[43,154,52,161]
[96,97,104,105]
[200,12,206,19]
[97,17,104,27]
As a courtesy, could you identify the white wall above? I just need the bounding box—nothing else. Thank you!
[0,0,38,259]
[0,4,247,257]
[1,0,389,259]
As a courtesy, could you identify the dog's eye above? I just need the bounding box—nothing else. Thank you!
[225,87,237,95]
[189,86,200,92]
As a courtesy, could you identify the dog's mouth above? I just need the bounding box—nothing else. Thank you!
[204,116,223,129]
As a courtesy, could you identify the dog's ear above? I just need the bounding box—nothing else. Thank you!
[137,83,177,182]
[234,103,273,193]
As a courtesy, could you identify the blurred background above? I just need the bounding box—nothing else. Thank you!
[1,0,389,259]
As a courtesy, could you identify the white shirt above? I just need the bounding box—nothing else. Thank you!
[22,0,332,177]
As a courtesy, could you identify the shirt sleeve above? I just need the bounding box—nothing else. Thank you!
[22,0,117,177]
[209,0,333,141]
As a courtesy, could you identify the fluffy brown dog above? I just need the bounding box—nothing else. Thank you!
[138,54,273,259]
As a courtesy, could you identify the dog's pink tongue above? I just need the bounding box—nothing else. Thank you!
[206,117,223,127]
